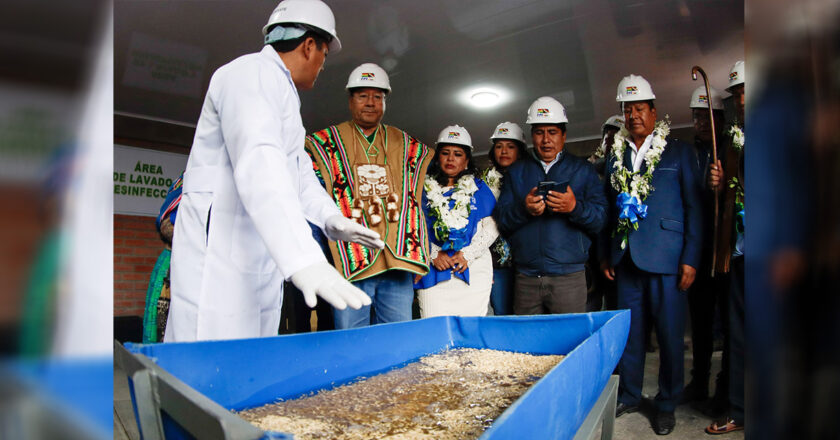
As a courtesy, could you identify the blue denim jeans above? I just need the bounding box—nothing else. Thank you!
[333,270,414,329]
[489,267,514,315]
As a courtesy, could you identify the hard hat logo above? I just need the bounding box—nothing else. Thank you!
[437,125,473,150]
[526,97,568,125]
[346,63,391,92]
[726,61,745,91]
[616,75,656,102]
[490,122,526,144]
[690,85,724,110]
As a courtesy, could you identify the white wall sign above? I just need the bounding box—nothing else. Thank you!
[122,32,208,98]
[114,145,188,217]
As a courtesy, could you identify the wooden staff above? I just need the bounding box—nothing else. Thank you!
[691,66,719,277]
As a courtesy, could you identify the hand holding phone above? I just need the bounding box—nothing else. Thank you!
[525,187,546,216]
[543,181,575,213]
[537,180,569,198]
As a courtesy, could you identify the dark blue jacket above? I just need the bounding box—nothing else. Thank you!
[495,151,607,277]
[600,137,704,274]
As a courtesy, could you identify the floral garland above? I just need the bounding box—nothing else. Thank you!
[424,175,478,243]
[480,166,512,265]
[609,116,671,249]
[727,125,744,153]
[492,237,512,265]
[589,134,610,163]
[727,124,745,233]
[480,166,503,198]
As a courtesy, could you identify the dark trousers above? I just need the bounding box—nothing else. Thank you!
[586,271,618,312]
[616,256,687,412]
[490,267,515,315]
[687,268,730,395]
[586,251,618,312]
[728,256,744,425]
[279,281,335,333]
[514,270,587,315]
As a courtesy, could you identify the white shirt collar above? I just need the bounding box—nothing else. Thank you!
[540,151,563,173]
[629,134,653,172]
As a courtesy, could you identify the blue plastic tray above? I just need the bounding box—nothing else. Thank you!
[3,357,113,440]
[125,310,629,439]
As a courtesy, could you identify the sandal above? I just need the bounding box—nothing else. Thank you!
[705,417,744,435]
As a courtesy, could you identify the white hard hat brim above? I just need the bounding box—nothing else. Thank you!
[327,34,341,53]
[490,136,526,145]
[725,82,743,92]
[262,23,342,53]
[437,142,474,151]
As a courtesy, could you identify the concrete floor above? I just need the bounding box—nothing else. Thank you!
[607,348,744,439]
[113,341,743,440]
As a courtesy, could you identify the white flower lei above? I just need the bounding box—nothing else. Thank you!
[424,175,478,242]
[590,134,609,162]
[727,125,744,152]
[481,166,503,198]
[609,116,671,248]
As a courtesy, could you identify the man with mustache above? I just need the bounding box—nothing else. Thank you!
[305,63,432,329]
[495,96,607,316]
[601,74,703,435]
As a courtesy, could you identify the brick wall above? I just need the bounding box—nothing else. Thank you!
[114,214,167,317]
[0,185,47,324]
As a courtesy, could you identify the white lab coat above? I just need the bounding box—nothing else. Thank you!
[164,46,339,342]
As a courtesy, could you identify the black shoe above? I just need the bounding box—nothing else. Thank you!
[653,411,676,435]
[616,402,640,418]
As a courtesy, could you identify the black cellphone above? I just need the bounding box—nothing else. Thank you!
[537,180,569,198]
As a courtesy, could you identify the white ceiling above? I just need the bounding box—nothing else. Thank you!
[114,0,744,154]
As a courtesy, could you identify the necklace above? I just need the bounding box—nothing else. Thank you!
[609,116,671,249]
[353,123,384,158]
[349,123,400,226]
[424,175,478,242]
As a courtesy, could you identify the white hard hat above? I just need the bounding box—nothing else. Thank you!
[346,63,391,93]
[602,115,624,131]
[436,125,473,151]
[616,74,656,102]
[689,85,724,110]
[263,0,342,53]
[727,60,744,91]
[525,96,569,125]
[490,122,526,145]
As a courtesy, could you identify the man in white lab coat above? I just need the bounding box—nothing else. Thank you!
[165,0,382,342]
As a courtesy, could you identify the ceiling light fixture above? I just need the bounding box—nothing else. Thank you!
[457,85,510,110]
[470,91,500,107]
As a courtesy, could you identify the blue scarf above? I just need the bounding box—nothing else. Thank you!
[415,177,495,289]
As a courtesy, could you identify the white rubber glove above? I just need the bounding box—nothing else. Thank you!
[290,262,372,309]
[324,214,385,249]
